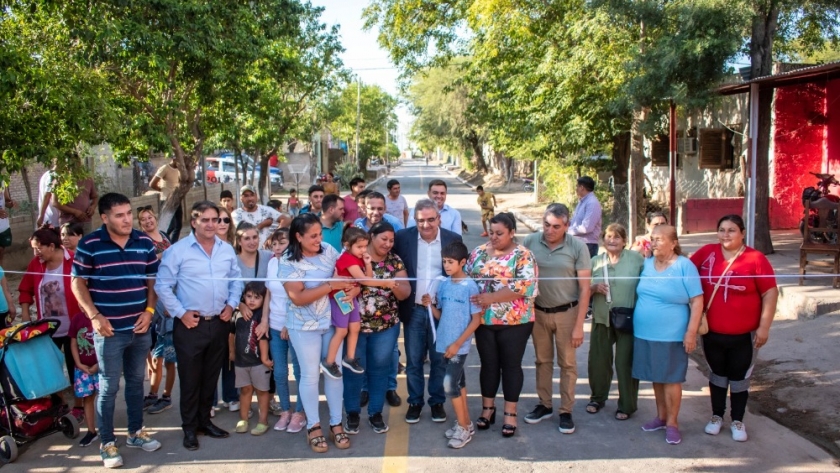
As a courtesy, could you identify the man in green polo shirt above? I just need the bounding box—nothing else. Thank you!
[522,203,591,435]
[320,193,345,251]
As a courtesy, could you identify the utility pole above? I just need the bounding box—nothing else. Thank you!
[355,80,361,167]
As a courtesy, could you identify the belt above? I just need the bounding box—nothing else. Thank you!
[535,301,578,313]
[198,315,221,322]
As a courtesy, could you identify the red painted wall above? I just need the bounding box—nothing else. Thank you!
[827,79,840,184]
[772,82,827,229]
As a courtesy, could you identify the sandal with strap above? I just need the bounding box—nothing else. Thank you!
[502,412,517,438]
[476,405,496,430]
[615,410,630,421]
[586,401,605,414]
[330,423,350,449]
[307,425,328,453]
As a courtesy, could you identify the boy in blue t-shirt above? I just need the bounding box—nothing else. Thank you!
[421,241,482,449]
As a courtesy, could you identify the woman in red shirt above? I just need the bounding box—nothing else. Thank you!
[690,215,778,442]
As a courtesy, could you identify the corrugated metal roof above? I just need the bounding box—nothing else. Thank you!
[718,60,840,95]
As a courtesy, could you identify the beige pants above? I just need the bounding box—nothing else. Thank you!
[533,307,578,414]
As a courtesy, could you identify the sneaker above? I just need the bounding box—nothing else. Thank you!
[147,396,172,415]
[79,431,99,447]
[369,413,389,434]
[126,429,161,452]
[251,423,269,436]
[445,421,475,439]
[704,415,723,435]
[287,412,306,433]
[143,394,158,410]
[342,356,365,374]
[665,426,682,444]
[274,411,291,431]
[320,360,343,379]
[235,420,249,433]
[447,424,473,449]
[642,417,667,432]
[430,403,447,422]
[100,441,123,468]
[228,401,241,412]
[405,404,422,424]
[345,412,361,434]
[524,405,553,424]
[270,400,283,416]
[558,413,576,434]
[731,421,748,442]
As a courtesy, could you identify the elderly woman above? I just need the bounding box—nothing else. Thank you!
[60,222,85,253]
[279,213,358,453]
[630,212,668,258]
[633,225,703,445]
[18,227,84,417]
[466,213,537,438]
[690,215,777,442]
[343,222,410,434]
[588,223,644,420]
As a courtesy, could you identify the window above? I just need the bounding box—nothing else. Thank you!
[650,134,682,167]
[699,128,735,169]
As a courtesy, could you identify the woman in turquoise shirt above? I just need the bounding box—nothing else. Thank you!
[632,225,703,446]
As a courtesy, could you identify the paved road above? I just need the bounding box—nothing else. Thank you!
[11,161,834,471]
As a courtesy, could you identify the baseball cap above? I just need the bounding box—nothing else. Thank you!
[240,185,257,195]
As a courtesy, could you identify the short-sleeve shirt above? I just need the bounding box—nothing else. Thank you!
[523,232,591,307]
[466,244,537,325]
[38,171,59,228]
[690,244,777,335]
[332,251,363,297]
[359,253,405,332]
[231,205,281,246]
[153,163,180,200]
[354,214,404,232]
[231,309,266,367]
[435,277,482,354]
[69,315,97,366]
[0,267,7,313]
[590,250,644,326]
[477,192,495,210]
[385,195,408,223]
[321,219,345,252]
[343,195,360,223]
[72,227,159,332]
[39,266,70,337]
[633,256,703,342]
[266,257,289,331]
[150,233,171,257]
[237,249,272,280]
[279,243,339,331]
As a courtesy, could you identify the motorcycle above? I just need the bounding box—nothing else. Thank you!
[800,172,839,243]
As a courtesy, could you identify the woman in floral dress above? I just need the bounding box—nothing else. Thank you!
[466,213,537,437]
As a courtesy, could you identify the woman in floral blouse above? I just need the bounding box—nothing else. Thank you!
[466,213,537,437]
[342,222,410,434]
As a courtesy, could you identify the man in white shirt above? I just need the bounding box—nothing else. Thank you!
[231,185,284,246]
[385,179,408,226]
[37,166,59,228]
[408,179,462,235]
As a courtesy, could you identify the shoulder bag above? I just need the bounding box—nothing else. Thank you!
[698,246,744,335]
[604,256,634,334]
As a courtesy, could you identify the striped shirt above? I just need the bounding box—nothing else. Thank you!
[72,226,159,332]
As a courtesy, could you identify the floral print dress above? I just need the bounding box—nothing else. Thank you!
[466,244,538,325]
[359,252,405,332]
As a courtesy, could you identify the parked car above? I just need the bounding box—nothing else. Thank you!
[197,155,283,188]
[218,152,284,188]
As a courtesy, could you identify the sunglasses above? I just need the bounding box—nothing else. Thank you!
[136,205,153,213]
[219,217,232,224]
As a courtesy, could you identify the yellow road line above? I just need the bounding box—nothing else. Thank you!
[382,353,409,472]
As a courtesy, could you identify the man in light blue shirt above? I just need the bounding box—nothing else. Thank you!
[354,191,404,232]
[568,176,602,258]
[156,200,242,450]
[407,179,462,235]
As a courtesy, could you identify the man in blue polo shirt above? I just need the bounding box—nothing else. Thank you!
[72,193,162,468]
[354,191,404,232]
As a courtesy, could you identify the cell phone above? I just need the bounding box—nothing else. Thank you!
[333,290,354,315]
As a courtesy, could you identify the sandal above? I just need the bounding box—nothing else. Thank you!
[502,412,517,438]
[586,401,605,414]
[330,423,350,449]
[476,405,496,430]
[615,410,630,421]
[307,425,328,453]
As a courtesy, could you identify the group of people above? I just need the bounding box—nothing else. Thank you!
[3,169,779,467]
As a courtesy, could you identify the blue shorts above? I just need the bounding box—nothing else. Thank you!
[74,368,99,398]
[442,354,468,398]
[151,332,177,364]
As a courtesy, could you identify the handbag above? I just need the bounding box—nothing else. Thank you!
[699,246,745,335]
[603,256,635,334]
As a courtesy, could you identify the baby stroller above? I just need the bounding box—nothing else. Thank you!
[0,320,80,463]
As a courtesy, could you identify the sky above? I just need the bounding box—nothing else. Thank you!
[310,0,413,151]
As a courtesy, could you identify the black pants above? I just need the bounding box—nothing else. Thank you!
[475,323,533,402]
[702,331,755,422]
[165,203,183,243]
[586,243,599,258]
[173,317,228,432]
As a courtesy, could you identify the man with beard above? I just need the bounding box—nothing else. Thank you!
[231,185,286,246]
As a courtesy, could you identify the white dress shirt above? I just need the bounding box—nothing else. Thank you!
[415,229,443,304]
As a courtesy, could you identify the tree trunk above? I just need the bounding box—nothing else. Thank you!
[257,150,270,204]
[611,131,631,227]
[20,167,37,228]
[467,131,488,173]
[628,110,647,240]
[748,3,779,254]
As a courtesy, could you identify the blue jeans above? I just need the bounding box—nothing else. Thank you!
[405,306,445,406]
[94,330,151,445]
[269,329,303,413]
[344,324,400,416]
[443,354,468,398]
[362,339,399,392]
[287,327,344,429]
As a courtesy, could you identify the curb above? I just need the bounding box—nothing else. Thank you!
[508,209,541,233]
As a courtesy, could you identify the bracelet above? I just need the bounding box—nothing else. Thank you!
[145,306,155,315]
[88,312,101,320]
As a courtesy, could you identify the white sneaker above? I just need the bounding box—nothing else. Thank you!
[229,401,240,412]
[126,429,162,452]
[445,421,475,439]
[447,425,472,449]
[731,421,748,442]
[704,415,723,435]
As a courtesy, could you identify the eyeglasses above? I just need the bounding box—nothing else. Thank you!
[219,217,231,224]
[136,205,153,213]
[415,217,438,225]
